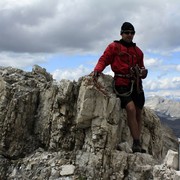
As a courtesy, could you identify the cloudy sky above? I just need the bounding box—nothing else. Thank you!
[0,0,180,99]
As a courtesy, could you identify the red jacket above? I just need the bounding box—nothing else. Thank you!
[94,40,145,86]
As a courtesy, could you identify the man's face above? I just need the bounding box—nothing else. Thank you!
[121,31,135,43]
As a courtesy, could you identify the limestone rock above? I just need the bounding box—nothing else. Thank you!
[164,150,178,169]
[0,66,178,179]
[60,164,75,176]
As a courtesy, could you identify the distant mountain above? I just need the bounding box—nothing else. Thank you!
[145,96,180,137]
[145,95,180,119]
[158,115,180,137]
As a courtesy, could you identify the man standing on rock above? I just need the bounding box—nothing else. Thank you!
[92,22,148,153]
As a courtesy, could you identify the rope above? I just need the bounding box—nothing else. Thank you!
[113,65,142,96]
[87,73,110,97]
[92,77,109,97]
[113,80,135,97]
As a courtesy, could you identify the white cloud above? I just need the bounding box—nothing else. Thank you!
[0,52,48,69]
[0,0,180,54]
[0,0,34,9]
[144,58,162,68]
[144,77,180,90]
[52,65,90,81]
[176,65,180,71]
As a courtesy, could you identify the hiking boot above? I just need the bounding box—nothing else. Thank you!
[141,148,146,153]
[132,144,141,153]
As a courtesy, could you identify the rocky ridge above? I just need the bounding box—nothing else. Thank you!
[0,65,179,180]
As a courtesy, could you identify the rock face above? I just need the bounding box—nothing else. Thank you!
[0,65,179,180]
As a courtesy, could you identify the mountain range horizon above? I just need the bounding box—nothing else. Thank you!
[145,95,180,138]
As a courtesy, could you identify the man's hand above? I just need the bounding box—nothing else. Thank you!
[140,68,148,79]
[93,71,100,78]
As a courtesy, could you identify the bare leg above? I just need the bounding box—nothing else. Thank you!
[135,106,142,138]
[125,101,140,140]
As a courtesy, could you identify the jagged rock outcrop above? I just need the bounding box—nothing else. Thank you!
[0,65,179,180]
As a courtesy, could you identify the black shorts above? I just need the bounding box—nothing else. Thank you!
[115,85,145,109]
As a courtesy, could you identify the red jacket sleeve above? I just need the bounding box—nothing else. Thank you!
[94,43,115,72]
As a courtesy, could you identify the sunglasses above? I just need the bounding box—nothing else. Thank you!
[123,31,135,35]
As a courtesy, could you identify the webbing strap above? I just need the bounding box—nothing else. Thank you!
[115,74,132,78]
